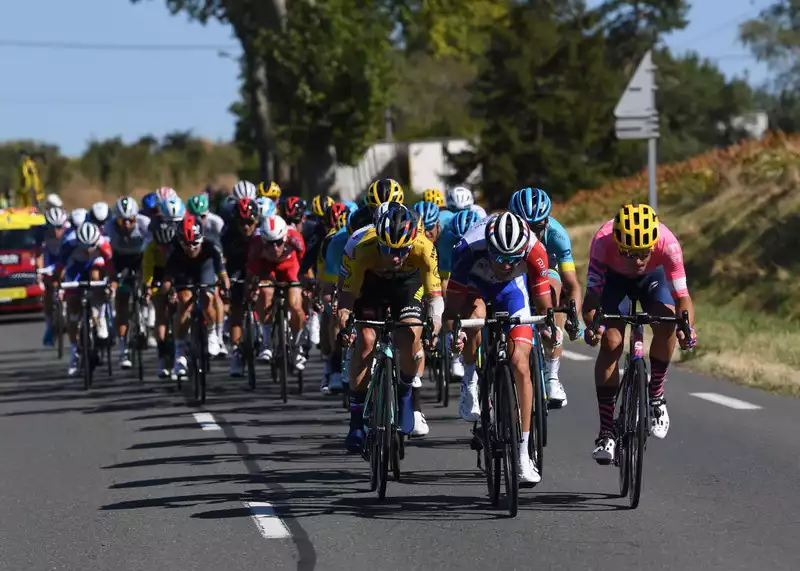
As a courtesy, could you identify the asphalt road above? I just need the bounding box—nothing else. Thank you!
[1,317,798,571]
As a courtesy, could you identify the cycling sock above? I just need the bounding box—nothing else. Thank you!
[349,392,366,431]
[399,372,414,394]
[157,340,167,359]
[412,386,421,412]
[650,358,669,400]
[262,324,272,346]
[545,357,560,379]
[323,358,331,377]
[520,431,530,457]
[596,385,617,435]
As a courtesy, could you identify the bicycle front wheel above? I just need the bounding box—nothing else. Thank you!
[479,366,497,506]
[244,308,256,390]
[497,364,520,517]
[376,355,392,500]
[82,305,93,390]
[629,357,649,509]
[55,300,64,360]
[277,309,288,403]
[530,337,546,475]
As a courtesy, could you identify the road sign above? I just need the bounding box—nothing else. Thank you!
[614,50,656,119]
[613,50,660,210]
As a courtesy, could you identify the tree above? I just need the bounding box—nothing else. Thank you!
[132,0,287,182]
[259,0,395,195]
[740,0,800,90]
[470,3,617,208]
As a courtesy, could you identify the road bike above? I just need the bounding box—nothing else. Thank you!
[232,277,263,390]
[61,279,108,390]
[590,298,690,509]
[345,313,425,500]
[263,281,303,403]
[455,308,555,517]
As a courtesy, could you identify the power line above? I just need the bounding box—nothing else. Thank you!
[0,38,239,52]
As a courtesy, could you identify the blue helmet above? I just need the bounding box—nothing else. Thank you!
[343,200,359,214]
[509,187,551,224]
[450,209,480,239]
[142,192,159,214]
[413,201,440,231]
[159,196,186,222]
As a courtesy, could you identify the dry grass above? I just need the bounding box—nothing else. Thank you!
[561,133,800,395]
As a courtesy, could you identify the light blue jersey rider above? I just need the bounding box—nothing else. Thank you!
[540,217,576,281]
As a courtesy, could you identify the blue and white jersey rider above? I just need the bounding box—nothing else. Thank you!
[104,197,151,256]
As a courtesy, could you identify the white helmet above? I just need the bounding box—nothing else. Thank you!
[485,212,530,259]
[160,196,186,222]
[45,206,68,228]
[114,196,139,219]
[71,208,88,228]
[446,186,474,211]
[260,214,288,242]
[155,186,178,202]
[76,222,101,248]
[233,180,257,200]
[45,193,63,208]
[372,201,393,225]
[90,202,110,225]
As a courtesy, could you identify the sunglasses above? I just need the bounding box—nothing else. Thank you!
[238,217,257,226]
[119,217,136,226]
[619,248,651,260]
[264,239,284,248]
[530,222,547,235]
[378,243,412,258]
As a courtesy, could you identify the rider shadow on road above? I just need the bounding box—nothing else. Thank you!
[519,491,627,512]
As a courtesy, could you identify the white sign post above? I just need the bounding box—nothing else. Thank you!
[614,50,659,211]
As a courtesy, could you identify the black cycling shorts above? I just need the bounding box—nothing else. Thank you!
[353,270,423,323]
[168,256,217,293]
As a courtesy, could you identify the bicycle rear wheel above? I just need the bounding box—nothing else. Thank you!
[629,357,648,509]
[131,297,144,383]
[497,364,520,517]
[442,337,452,408]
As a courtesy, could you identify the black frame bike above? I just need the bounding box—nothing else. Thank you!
[456,308,555,517]
[232,277,263,390]
[264,281,302,403]
[61,279,108,390]
[591,298,690,509]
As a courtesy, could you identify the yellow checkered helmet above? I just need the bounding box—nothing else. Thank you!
[311,194,335,218]
[258,181,281,200]
[613,203,659,251]
[366,178,404,209]
[423,188,445,208]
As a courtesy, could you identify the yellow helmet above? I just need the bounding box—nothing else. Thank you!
[423,188,445,208]
[613,203,659,251]
[259,181,281,199]
[311,194,335,218]
[334,210,349,232]
[366,178,404,209]
[375,203,418,249]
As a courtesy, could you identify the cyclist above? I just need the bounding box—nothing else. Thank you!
[347,178,404,236]
[142,219,177,379]
[44,194,63,209]
[188,193,227,355]
[105,196,151,370]
[155,186,178,203]
[162,215,230,379]
[509,187,582,408]
[447,186,488,219]
[424,188,450,232]
[222,198,260,377]
[88,202,110,229]
[446,212,553,484]
[255,196,277,221]
[338,203,443,451]
[141,192,160,219]
[68,208,88,238]
[37,206,70,346]
[413,201,441,244]
[314,203,348,394]
[302,196,338,344]
[583,203,696,463]
[246,215,308,370]
[221,180,258,223]
[437,209,481,378]
[53,222,114,377]
[259,181,281,202]
[280,196,307,232]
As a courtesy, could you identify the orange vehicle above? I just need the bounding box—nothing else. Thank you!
[0,208,46,312]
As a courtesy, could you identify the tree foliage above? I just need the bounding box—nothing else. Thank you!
[740,0,800,89]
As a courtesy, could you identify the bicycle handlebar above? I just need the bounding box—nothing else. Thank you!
[592,309,691,340]
[259,281,303,289]
[61,280,108,290]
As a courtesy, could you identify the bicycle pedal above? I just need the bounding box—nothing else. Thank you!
[469,434,483,451]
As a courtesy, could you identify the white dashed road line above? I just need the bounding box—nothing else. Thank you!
[192,412,221,430]
[243,501,292,539]
[690,392,763,410]
[561,349,593,361]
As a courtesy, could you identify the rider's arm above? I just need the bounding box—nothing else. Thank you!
[655,228,694,326]
[417,237,444,331]
[209,240,230,290]
[526,240,553,314]
[141,244,156,287]
[582,231,608,326]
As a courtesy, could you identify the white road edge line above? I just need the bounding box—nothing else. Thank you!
[244,501,292,539]
[562,349,593,361]
[690,392,762,410]
[192,412,221,431]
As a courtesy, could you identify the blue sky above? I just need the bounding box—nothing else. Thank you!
[0,0,774,157]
